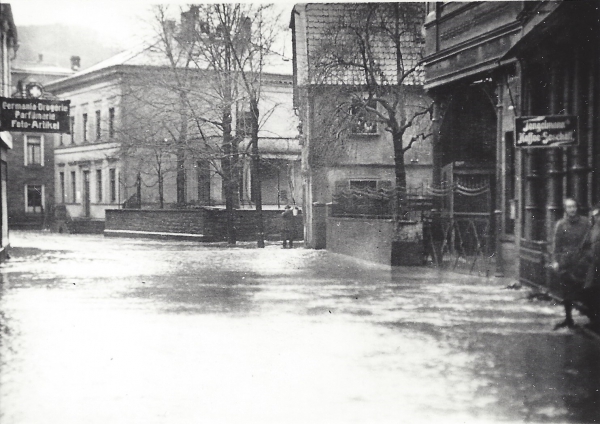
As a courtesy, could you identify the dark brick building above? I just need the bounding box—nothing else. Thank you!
[422,1,600,288]
[7,58,73,229]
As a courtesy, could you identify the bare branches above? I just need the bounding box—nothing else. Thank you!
[398,102,434,141]
[306,3,431,193]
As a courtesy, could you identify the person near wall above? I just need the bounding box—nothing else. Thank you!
[581,202,600,330]
[551,198,591,329]
[282,205,295,249]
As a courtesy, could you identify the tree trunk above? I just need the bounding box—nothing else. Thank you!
[250,99,265,248]
[177,92,188,206]
[393,131,407,221]
[136,172,142,209]
[176,152,186,206]
[158,171,164,209]
[223,107,236,245]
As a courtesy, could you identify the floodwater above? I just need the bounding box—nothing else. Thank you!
[0,231,598,424]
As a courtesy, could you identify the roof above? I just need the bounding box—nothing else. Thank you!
[12,61,74,77]
[299,3,424,86]
[47,36,292,90]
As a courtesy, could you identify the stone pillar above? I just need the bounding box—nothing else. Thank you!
[431,93,444,190]
[545,63,564,241]
[571,47,589,211]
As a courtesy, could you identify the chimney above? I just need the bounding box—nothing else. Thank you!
[165,19,177,38]
[70,56,81,71]
[38,53,43,63]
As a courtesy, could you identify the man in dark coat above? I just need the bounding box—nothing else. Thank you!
[281,205,295,248]
[582,202,600,330]
[551,198,591,329]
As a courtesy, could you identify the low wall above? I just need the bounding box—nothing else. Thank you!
[105,208,303,242]
[106,209,206,235]
[326,217,394,266]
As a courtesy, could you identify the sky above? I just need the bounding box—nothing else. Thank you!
[9,0,296,52]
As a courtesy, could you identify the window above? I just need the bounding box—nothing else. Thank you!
[82,113,88,142]
[71,171,77,203]
[95,110,101,140]
[109,168,117,203]
[96,169,102,202]
[70,116,75,144]
[26,185,43,213]
[350,99,378,135]
[59,172,65,203]
[197,160,210,204]
[108,107,115,139]
[25,136,42,165]
[236,110,253,138]
[349,180,378,191]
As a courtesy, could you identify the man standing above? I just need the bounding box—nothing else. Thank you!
[551,198,591,329]
[282,205,295,249]
[582,202,600,330]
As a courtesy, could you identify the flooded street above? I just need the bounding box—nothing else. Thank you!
[0,231,599,424]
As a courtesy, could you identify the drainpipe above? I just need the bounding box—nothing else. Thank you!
[494,77,505,277]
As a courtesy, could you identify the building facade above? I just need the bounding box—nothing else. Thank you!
[290,3,432,249]
[0,4,18,259]
[45,43,300,229]
[422,1,600,285]
[7,58,74,229]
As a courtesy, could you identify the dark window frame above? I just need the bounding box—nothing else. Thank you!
[26,184,43,211]
[71,171,77,203]
[82,113,88,142]
[109,168,117,203]
[349,99,379,136]
[96,169,102,203]
[108,107,115,139]
[95,110,101,140]
[26,135,42,166]
[59,172,65,203]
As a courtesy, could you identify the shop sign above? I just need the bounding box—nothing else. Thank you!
[0,97,71,134]
[515,115,578,148]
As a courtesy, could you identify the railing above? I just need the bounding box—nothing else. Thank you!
[330,185,496,275]
[423,215,495,276]
[331,187,434,220]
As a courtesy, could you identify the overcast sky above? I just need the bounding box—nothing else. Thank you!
[10,0,296,52]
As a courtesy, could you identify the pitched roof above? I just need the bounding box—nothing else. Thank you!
[49,36,292,86]
[12,61,75,77]
[303,3,424,86]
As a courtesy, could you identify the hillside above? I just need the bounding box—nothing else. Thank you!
[14,24,125,70]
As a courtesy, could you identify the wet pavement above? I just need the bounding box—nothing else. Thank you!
[0,230,599,424]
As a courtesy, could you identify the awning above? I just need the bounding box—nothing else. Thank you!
[501,1,596,60]
[0,132,13,149]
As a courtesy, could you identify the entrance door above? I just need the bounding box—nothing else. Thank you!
[83,170,90,217]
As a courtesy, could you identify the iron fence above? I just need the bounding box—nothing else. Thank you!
[331,186,434,220]
[423,215,495,276]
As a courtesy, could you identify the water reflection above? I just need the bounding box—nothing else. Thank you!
[0,232,599,423]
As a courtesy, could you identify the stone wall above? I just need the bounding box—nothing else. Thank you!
[105,208,303,242]
[326,216,394,266]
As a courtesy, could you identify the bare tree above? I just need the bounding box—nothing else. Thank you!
[179,3,282,247]
[310,3,432,217]
[117,4,285,245]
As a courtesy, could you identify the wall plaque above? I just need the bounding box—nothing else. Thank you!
[515,115,578,148]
